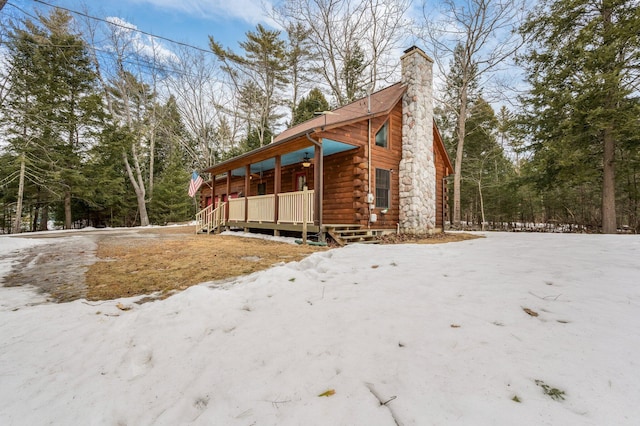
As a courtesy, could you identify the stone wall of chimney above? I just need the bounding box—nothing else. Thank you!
[399,47,436,234]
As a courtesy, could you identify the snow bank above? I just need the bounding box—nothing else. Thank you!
[0,237,48,280]
[0,233,639,425]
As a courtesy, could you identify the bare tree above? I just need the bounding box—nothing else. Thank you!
[274,0,410,106]
[95,18,171,226]
[285,22,313,123]
[164,47,236,169]
[362,0,411,89]
[418,0,524,227]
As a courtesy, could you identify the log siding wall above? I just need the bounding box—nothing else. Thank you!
[368,102,403,228]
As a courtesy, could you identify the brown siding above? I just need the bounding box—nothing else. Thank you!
[434,127,450,229]
[369,102,403,229]
[318,102,403,228]
[322,147,365,224]
[435,151,445,229]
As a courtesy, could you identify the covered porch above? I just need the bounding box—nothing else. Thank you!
[195,135,358,237]
[195,188,318,234]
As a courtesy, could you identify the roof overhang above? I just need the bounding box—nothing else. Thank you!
[205,137,358,178]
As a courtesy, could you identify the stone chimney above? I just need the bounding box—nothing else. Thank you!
[399,46,436,234]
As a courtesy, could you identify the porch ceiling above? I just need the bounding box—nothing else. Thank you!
[230,138,357,177]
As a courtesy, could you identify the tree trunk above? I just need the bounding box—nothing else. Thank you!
[40,204,49,231]
[136,192,150,227]
[602,127,616,233]
[478,179,485,231]
[64,190,72,229]
[12,158,25,234]
[32,205,39,232]
[453,90,468,227]
[600,6,617,234]
[148,128,155,202]
[122,148,150,226]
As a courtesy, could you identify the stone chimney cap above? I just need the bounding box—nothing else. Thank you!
[401,45,434,63]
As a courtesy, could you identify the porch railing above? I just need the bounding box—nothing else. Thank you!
[228,198,245,222]
[195,201,226,234]
[197,190,314,230]
[247,194,275,222]
[278,190,314,224]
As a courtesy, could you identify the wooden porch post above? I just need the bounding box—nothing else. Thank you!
[244,164,250,230]
[302,185,308,244]
[314,141,324,237]
[274,155,281,236]
[305,132,324,241]
[210,174,215,204]
[225,170,231,224]
[211,173,218,233]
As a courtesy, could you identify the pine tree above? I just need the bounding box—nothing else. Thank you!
[419,0,523,228]
[275,0,410,107]
[82,125,131,227]
[154,96,190,175]
[461,98,516,228]
[285,22,313,124]
[520,0,640,233]
[1,9,103,231]
[149,152,191,225]
[342,43,366,103]
[292,87,330,125]
[210,24,288,147]
[441,43,480,228]
[106,70,156,226]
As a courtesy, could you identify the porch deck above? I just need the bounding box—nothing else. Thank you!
[195,189,318,235]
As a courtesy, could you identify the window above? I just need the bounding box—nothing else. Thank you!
[257,182,266,195]
[375,121,388,148]
[375,168,391,208]
[295,172,307,191]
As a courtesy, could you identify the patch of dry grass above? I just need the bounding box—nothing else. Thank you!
[85,227,481,301]
[377,232,482,244]
[85,227,323,300]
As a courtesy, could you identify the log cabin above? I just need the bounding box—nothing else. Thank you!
[195,46,453,244]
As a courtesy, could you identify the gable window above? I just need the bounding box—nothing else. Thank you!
[375,121,388,148]
[375,168,391,208]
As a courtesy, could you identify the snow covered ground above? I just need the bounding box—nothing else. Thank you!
[0,232,638,425]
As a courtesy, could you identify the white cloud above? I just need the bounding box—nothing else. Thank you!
[105,16,137,31]
[128,0,275,25]
[105,16,178,64]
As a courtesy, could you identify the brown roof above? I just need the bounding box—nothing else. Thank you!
[202,83,407,176]
[274,82,407,143]
[202,81,456,177]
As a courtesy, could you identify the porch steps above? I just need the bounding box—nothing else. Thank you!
[326,225,385,246]
[195,203,226,235]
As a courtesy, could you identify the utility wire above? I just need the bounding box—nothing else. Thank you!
[3,3,226,82]
[26,0,214,55]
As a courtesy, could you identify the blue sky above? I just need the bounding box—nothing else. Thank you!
[6,0,273,52]
[2,0,524,110]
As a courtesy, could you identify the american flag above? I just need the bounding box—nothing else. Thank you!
[188,171,204,198]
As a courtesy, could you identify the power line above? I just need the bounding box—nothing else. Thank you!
[3,2,227,82]
[26,0,214,55]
